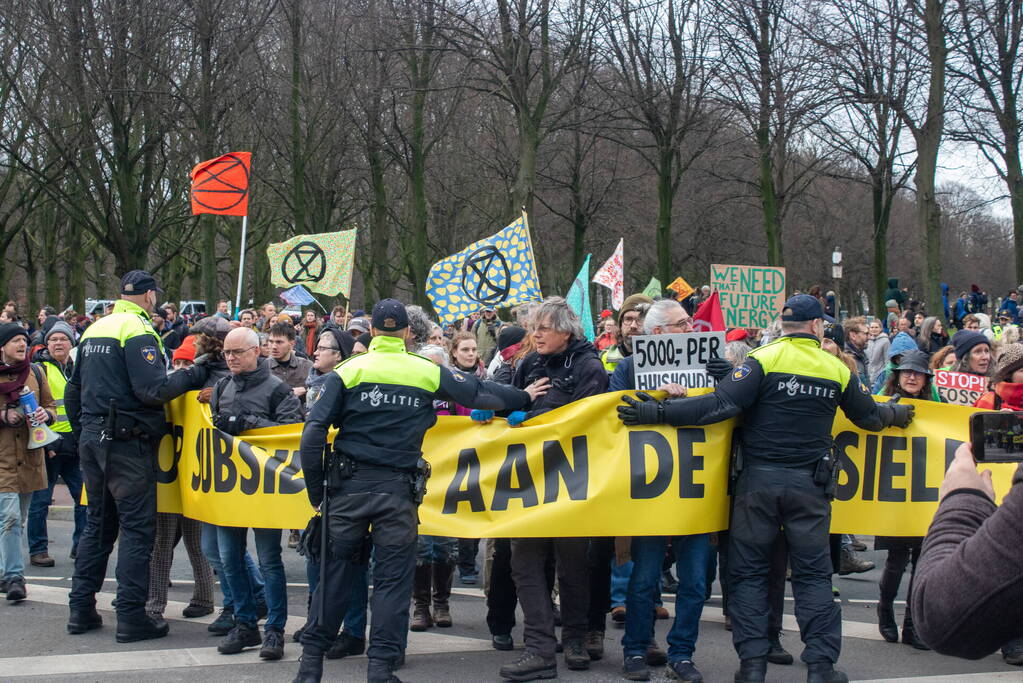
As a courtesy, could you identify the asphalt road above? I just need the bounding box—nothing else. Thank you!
[0,519,1018,682]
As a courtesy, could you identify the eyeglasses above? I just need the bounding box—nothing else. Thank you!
[665,318,694,330]
[222,346,256,358]
[316,344,340,352]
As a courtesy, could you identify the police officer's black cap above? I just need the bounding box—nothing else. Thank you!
[120,270,164,295]
[781,294,835,323]
[371,298,409,332]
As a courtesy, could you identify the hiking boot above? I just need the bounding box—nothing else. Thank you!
[492,634,514,651]
[645,643,667,666]
[611,605,627,626]
[838,548,874,575]
[67,608,103,634]
[734,656,767,683]
[622,654,650,681]
[432,561,454,627]
[877,602,898,642]
[293,652,324,683]
[806,661,849,683]
[5,577,26,602]
[183,603,214,618]
[667,660,704,681]
[585,630,604,660]
[208,607,235,635]
[116,613,169,643]
[767,631,793,665]
[849,537,867,551]
[30,552,55,567]
[654,605,670,620]
[326,631,365,659]
[499,651,558,681]
[411,563,433,631]
[218,622,262,654]
[564,639,590,670]
[260,627,285,660]
[410,606,433,631]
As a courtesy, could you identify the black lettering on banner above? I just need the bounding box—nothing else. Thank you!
[542,436,589,503]
[158,423,183,485]
[193,429,211,493]
[911,437,938,502]
[236,440,260,495]
[444,448,485,513]
[278,450,304,494]
[264,449,288,494]
[945,438,964,471]
[862,434,879,501]
[878,436,907,502]
[676,428,706,498]
[629,430,673,499]
[213,431,237,493]
[834,431,860,501]
[492,444,538,511]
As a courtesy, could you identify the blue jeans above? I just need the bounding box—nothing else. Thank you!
[217,526,286,630]
[201,523,265,612]
[306,555,370,639]
[0,492,32,581]
[611,559,632,607]
[417,535,457,564]
[27,435,86,554]
[623,534,712,661]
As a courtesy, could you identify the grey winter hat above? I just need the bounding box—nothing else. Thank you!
[44,320,77,346]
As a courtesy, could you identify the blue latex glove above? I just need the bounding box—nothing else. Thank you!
[507,411,527,427]
[470,409,495,423]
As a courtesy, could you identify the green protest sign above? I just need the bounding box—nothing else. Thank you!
[709,264,786,328]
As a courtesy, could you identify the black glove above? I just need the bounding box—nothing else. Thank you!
[212,412,253,435]
[706,357,733,382]
[879,394,914,428]
[617,392,664,426]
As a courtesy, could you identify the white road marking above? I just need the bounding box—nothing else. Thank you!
[859,674,1023,682]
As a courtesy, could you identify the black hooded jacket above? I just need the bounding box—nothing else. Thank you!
[512,337,608,419]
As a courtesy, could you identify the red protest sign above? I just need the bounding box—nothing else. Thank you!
[934,370,987,406]
[190,152,251,216]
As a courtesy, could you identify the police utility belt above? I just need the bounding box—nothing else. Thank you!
[330,451,432,505]
[729,437,843,500]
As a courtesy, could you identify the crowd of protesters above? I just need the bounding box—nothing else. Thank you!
[2,276,1023,681]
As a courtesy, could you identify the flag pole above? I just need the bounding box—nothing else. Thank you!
[234,215,248,315]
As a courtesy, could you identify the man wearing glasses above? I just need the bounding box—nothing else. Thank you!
[600,294,654,374]
[609,298,732,682]
[209,327,303,661]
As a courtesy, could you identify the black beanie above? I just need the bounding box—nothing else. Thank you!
[952,330,989,362]
[497,325,527,351]
[0,323,29,350]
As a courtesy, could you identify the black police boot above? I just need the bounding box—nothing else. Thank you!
[806,661,849,683]
[901,610,930,651]
[877,601,899,643]
[217,622,262,654]
[766,630,793,665]
[325,631,365,659]
[116,613,170,643]
[733,656,767,683]
[293,651,324,683]
[67,607,103,634]
[368,657,402,683]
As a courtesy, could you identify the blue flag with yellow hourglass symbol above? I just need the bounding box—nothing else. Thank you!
[426,213,543,324]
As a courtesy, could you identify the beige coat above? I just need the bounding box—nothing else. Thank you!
[0,364,54,494]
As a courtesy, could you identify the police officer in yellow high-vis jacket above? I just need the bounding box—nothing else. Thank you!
[618,295,915,683]
[65,271,208,643]
[294,300,540,683]
[26,320,86,568]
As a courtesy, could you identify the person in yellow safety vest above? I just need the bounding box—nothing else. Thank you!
[25,320,86,568]
[599,294,653,373]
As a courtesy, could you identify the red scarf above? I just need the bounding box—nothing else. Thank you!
[304,321,319,358]
[0,357,31,404]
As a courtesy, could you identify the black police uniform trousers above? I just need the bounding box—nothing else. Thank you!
[301,470,417,665]
[69,427,158,620]
[728,463,841,664]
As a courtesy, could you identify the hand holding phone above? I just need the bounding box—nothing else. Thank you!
[970,411,1023,463]
[941,442,995,502]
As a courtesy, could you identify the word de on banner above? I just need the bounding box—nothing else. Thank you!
[934,369,986,406]
[631,332,725,391]
[267,228,357,297]
[710,264,786,328]
[425,213,542,325]
[155,392,1016,538]
[190,152,251,217]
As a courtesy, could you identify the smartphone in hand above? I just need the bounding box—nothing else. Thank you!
[970,411,1023,463]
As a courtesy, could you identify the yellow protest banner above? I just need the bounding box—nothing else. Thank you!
[156,392,1016,538]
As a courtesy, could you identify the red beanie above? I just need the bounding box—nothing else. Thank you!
[725,328,748,342]
[172,335,196,363]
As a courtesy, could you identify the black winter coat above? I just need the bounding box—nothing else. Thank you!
[512,337,608,419]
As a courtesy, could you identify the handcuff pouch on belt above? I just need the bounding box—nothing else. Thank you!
[813,445,843,500]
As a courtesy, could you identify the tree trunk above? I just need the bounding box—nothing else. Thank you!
[757,127,783,266]
[655,148,674,287]
[408,86,430,309]
[22,231,38,319]
[369,140,391,300]
[917,0,947,319]
[1004,135,1023,284]
[290,0,305,235]
[872,177,889,318]
[514,111,539,219]
[43,218,61,308]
